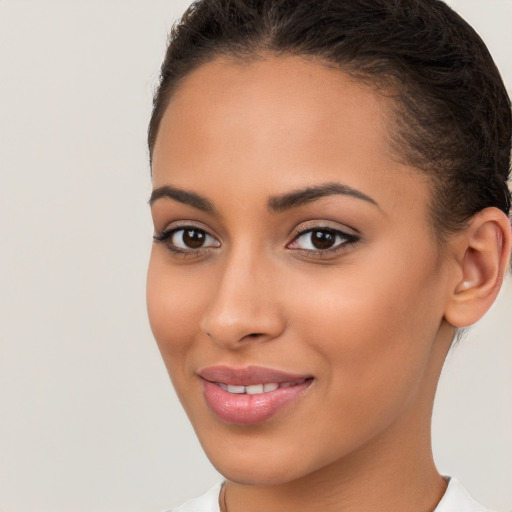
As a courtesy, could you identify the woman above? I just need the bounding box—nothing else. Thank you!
[146,0,511,511]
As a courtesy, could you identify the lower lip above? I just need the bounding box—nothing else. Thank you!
[202,379,313,425]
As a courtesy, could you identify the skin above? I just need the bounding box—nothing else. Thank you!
[147,56,509,512]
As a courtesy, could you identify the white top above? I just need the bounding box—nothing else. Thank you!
[168,477,496,512]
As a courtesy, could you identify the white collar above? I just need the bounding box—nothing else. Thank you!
[170,477,492,512]
[435,477,492,512]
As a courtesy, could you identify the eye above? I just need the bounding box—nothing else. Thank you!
[171,228,217,249]
[288,227,358,254]
[153,226,220,255]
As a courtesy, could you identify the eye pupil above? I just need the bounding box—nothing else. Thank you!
[311,230,335,249]
[183,229,206,248]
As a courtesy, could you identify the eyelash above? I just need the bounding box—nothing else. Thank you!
[153,225,219,258]
[153,224,360,259]
[288,226,359,258]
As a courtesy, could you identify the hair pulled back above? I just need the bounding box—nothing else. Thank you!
[148,0,511,237]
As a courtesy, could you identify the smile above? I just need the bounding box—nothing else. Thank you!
[198,366,314,425]
[217,378,309,395]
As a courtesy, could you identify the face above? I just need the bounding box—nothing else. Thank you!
[147,56,455,485]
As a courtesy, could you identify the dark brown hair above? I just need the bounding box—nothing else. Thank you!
[148,0,511,237]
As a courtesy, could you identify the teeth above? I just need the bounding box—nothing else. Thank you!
[226,385,245,394]
[245,384,263,395]
[218,380,307,394]
[279,378,306,389]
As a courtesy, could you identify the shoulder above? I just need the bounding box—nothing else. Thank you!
[435,477,499,512]
[165,482,223,512]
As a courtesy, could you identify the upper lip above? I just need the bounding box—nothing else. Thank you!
[198,365,312,386]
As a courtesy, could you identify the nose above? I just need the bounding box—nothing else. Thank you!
[200,247,285,349]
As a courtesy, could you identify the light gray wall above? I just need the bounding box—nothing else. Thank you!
[0,1,510,511]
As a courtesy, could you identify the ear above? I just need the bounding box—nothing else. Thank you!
[444,207,512,328]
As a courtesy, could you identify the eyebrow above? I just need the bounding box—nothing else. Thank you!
[149,182,379,213]
[267,182,379,212]
[149,185,216,212]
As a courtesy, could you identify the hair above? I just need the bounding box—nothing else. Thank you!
[148,0,511,238]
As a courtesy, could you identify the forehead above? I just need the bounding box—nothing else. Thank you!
[152,55,430,221]
[154,56,392,172]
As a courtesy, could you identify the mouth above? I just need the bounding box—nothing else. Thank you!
[198,366,314,425]
[215,378,310,395]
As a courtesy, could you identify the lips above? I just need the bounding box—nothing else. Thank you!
[198,365,313,425]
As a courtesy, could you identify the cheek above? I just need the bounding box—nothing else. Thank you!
[146,252,207,368]
[285,254,443,407]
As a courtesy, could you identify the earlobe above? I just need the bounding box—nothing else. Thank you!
[444,207,512,328]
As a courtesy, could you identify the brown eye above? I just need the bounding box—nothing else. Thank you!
[288,227,358,254]
[152,226,221,254]
[180,228,206,248]
[310,230,336,249]
[169,227,220,250]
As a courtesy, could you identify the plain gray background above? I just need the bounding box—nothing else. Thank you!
[0,1,511,511]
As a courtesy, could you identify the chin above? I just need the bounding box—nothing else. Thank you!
[203,446,284,485]
[212,459,303,487]
[197,431,329,487]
